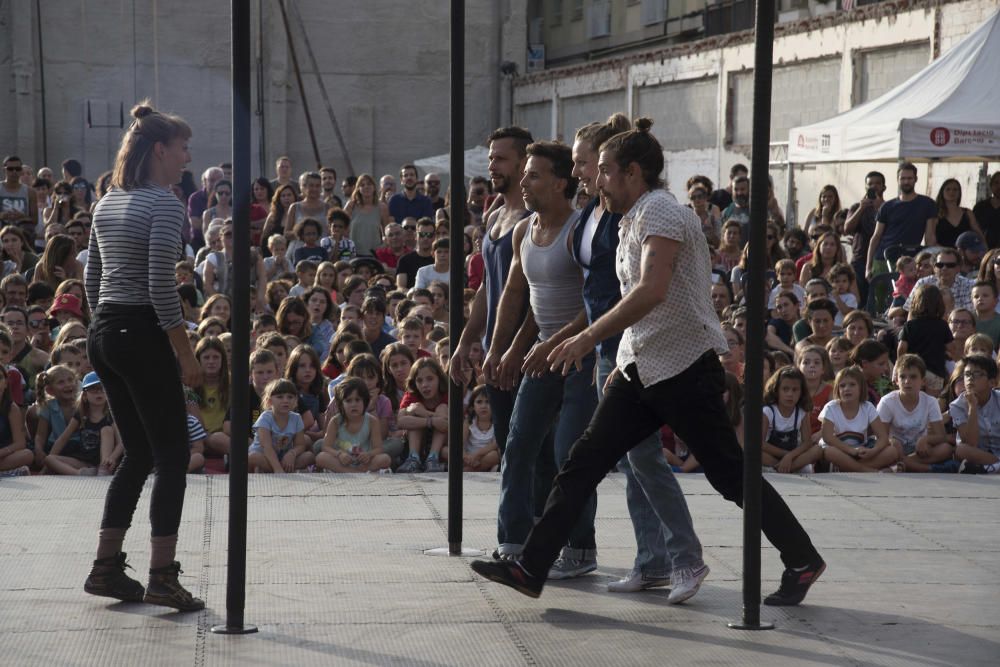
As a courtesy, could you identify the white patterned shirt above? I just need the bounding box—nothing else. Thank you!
[616,189,728,386]
[903,274,974,313]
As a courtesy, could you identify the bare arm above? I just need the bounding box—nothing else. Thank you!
[865,222,885,277]
[487,218,531,355]
[923,217,937,247]
[548,235,679,374]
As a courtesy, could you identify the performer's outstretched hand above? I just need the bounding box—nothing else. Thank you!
[547,329,596,376]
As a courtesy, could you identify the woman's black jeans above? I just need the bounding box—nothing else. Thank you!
[520,351,821,578]
[87,304,190,537]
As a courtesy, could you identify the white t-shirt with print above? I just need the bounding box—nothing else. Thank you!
[819,400,878,445]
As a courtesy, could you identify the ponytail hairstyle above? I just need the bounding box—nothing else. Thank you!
[575,112,632,153]
[598,117,665,189]
[35,364,78,408]
[111,100,192,191]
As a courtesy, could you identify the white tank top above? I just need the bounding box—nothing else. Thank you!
[466,421,494,453]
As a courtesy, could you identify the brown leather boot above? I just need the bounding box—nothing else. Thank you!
[143,561,205,611]
[84,552,145,602]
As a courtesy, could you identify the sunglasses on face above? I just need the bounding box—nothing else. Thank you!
[689,193,706,201]
[418,232,434,238]
[935,262,957,269]
[28,318,47,329]
[5,166,22,172]
[73,184,87,190]
[403,225,416,232]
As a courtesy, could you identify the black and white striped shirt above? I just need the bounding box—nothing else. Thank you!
[85,185,185,330]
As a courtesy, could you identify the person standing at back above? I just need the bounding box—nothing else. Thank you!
[82,101,205,612]
[865,163,938,308]
[388,164,434,226]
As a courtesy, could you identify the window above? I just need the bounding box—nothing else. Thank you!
[551,0,563,27]
[586,0,611,38]
[572,0,584,21]
[641,0,667,25]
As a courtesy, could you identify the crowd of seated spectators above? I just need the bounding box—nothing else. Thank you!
[1,153,998,477]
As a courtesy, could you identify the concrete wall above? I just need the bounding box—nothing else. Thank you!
[514,0,1000,225]
[0,0,527,187]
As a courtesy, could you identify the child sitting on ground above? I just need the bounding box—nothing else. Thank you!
[0,365,30,476]
[761,367,822,473]
[315,377,390,473]
[949,354,1000,474]
[820,366,896,472]
[44,371,119,475]
[186,414,207,474]
[877,354,951,473]
[32,365,81,471]
[395,358,448,473]
[248,378,314,473]
[452,384,499,472]
[850,339,892,405]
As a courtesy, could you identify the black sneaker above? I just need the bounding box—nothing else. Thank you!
[84,552,145,602]
[471,559,544,598]
[143,561,205,611]
[763,558,826,606]
[959,460,985,474]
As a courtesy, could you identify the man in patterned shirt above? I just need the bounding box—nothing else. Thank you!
[472,119,825,607]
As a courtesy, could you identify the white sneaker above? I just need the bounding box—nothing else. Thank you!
[667,563,709,604]
[548,557,597,580]
[607,569,671,593]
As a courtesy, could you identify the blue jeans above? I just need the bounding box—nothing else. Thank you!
[486,383,556,518]
[497,353,598,556]
[598,356,703,577]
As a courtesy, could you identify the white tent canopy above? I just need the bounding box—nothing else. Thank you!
[414,146,491,179]
[788,9,1000,163]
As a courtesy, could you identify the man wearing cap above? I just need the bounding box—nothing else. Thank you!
[904,247,975,313]
[49,293,86,326]
[956,231,987,278]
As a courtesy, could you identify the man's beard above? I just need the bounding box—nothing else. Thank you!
[735,195,749,207]
[404,182,416,192]
[493,173,513,195]
[900,184,915,195]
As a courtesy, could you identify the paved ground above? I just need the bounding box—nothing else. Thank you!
[2,472,998,666]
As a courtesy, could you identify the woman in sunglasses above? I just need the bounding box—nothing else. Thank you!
[43,181,82,226]
[70,176,94,213]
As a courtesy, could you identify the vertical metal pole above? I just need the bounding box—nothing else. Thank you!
[212,0,256,635]
[447,0,466,556]
[35,0,48,166]
[728,0,776,631]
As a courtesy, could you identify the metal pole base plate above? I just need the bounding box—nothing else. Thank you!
[210,624,259,635]
[727,621,775,631]
[424,546,484,557]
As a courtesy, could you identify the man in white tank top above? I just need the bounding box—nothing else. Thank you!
[483,141,601,578]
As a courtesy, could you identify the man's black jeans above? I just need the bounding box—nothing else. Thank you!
[88,304,190,536]
[520,351,820,577]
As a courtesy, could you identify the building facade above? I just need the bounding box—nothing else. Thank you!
[516,0,999,223]
[0,0,527,184]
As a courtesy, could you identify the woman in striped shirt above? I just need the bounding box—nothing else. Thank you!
[82,101,204,612]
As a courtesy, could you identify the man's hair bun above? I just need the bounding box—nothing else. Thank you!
[634,117,654,133]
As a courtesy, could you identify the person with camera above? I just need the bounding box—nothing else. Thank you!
[845,171,887,307]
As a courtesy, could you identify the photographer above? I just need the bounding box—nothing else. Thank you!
[845,171,887,307]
